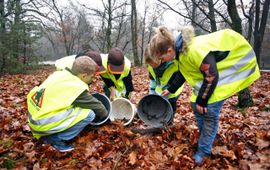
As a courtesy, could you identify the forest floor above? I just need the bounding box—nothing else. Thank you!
[0,66,269,169]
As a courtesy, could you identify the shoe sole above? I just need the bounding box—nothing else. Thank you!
[52,146,74,152]
[59,148,74,152]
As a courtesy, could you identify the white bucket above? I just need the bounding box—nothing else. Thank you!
[110,98,137,126]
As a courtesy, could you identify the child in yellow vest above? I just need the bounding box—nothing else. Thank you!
[144,44,183,124]
[149,26,260,164]
[27,57,107,152]
[100,48,134,100]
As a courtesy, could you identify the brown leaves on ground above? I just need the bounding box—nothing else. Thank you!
[0,66,269,169]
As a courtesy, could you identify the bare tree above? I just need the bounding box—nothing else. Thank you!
[240,0,255,42]
[82,0,129,53]
[112,1,130,51]
[227,0,242,33]
[131,0,139,65]
[0,0,6,72]
[157,0,219,32]
[36,0,96,58]
[138,1,164,65]
[51,0,73,55]
[138,0,148,65]
[253,0,270,66]
[106,0,112,51]
[208,0,217,31]
[226,0,253,108]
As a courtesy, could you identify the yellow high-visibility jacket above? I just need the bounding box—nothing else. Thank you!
[27,70,92,139]
[147,59,183,99]
[100,54,131,97]
[178,29,260,103]
[55,55,76,70]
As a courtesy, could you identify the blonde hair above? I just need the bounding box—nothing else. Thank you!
[149,26,174,58]
[144,44,158,64]
[149,25,195,57]
[177,25,195,54]
[144,44,163,68]
[72,56,97,75]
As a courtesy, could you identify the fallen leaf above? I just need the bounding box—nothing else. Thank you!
[128,151,137,165]
[256,138,269,150]
[212,146,237,160]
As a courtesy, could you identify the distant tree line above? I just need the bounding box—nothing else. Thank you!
[0,0,269,74]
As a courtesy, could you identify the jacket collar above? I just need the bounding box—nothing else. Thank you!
[174,33,183,60]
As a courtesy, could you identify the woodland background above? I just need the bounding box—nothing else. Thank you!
[0,0,270,73]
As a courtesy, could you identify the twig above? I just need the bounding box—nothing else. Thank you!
[112,146,129,170]
[131,127,163,135]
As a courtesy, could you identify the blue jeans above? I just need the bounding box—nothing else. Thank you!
[43,111,95,144]
[191,100,224,155]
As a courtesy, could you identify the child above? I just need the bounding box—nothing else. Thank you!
[144,44,183,123]
[100,47,134,100]
[149,26,260,164]
[27,56,107,152]
[55,48,134,101]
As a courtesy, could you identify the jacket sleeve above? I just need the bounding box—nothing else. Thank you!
[196,52,219,107]
[100,76,115,88]
[72,91,108,119]
[122,71,134,97]
[167,71,185,93]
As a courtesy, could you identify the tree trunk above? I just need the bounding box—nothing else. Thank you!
[106,0,112,52]
[0,0,5,72]
[208,0,217,32]
[22,24,27,65]
[228,0,253,108]
[52,0,70,55]
[239,0,254,42]
[247,2,254,42]
[238,88,253,108]
[140,0,147,65]
[0,0,4,35]
[131,0,140,66]
[13,0,21,60]
[190,1,198,32]
[227,0,242,33]
[253,0,270,67]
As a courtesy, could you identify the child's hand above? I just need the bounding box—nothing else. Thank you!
[110,87,116,101]
[162,89,170,96]
[196,104,207,114]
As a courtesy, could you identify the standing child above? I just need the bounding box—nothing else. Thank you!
[148,26,260,164]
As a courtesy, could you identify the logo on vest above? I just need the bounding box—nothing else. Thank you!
[31,88,45,108]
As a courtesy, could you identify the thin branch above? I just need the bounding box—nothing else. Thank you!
[158,0,210,32]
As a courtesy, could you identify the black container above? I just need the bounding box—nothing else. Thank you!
[90,93,112,125]
[137,94,173,127]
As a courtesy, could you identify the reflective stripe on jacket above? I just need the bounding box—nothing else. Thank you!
[27,70,91,139]
[179,29,260,103]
